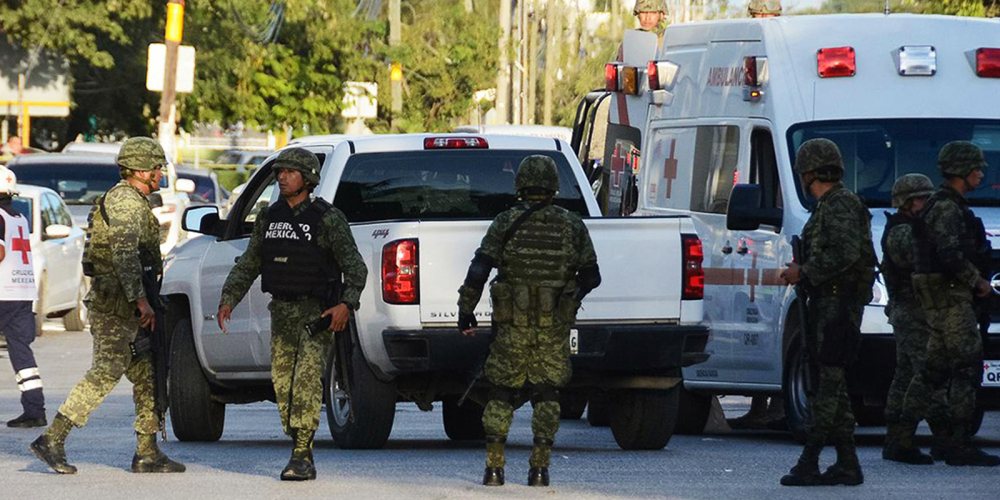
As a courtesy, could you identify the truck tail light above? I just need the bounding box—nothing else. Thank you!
[817,46,856,78]
[382,239,419,304]
[681,234,704,300]
[605,63,619,91]
[647,61,660,90]
[621,65,639,95]
[976,48,1000,78]
[423,137,488,149]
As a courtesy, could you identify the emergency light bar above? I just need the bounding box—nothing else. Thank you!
[423,137,489,149]
[897,46,936,76]
[976,48,1000,78]
[817,47,856,78]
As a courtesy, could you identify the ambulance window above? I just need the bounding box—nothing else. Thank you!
[750,129,782,210]
[690,126,740,214]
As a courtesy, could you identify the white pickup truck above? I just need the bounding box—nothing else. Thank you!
[163,134,709,450]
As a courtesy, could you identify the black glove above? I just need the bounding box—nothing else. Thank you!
[458,312,478,332]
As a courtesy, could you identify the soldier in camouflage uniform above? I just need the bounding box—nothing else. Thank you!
[779,139,876,487]
[747,0,782,17]
[881,174,946,465]
[457,155,601,487]
[618,0,668,60]
[218,147,367,481]
[912,141,1000,467]
[31,137,185,475]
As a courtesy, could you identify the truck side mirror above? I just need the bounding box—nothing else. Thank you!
[726,184,783,231]
[182,205,223,237]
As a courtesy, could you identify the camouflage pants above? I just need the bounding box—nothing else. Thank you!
[887,303,947,426]
[482,387,561,468]
[922,302,982,430]
[804,297,861,448]
[270,298,331,436]
[59,311,158,434]
[484,324,572,388]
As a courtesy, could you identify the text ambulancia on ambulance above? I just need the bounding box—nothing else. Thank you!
[608,13,1000,436]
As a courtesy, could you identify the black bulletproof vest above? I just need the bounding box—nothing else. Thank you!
[880,211,914,301]
[260,198,341,298]
[914,188,987,275]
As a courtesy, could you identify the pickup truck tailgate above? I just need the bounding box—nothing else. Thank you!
[416,217,685,324]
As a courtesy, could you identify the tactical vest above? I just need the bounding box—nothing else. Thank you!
[259,198,341,299]
[82,183,160,279]
[880,211,916,303]
[914,188,987,276]
[801,187,877,299]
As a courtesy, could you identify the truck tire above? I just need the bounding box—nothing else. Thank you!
[675,386,712,435]
[442,397,485,440]
[609,387,680,450]
[587,389,611,427]
[326,328,397,449]
[559,392,587,420]
[62,280,89,332]
[783,336,809,443]
[169,317,225,441]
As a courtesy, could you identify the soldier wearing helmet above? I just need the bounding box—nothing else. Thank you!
[911,141,999,467]
[458,155,601,487]
[881,173,944,466]
[780,139,876,487]
[747,0,782,18]
[33,137,185,475]
[218,147,367,480]
[0,165,47,430]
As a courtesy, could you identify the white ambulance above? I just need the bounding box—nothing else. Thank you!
[582,13,1000,437]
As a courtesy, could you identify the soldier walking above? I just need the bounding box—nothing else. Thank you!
[217,147,367,481]
[457,155,602,487]
[31,137,184,474]
[881,174,943,464]
[779,139,876,486]
[912,141,1000,467]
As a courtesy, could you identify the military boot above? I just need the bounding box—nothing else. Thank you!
[820,441,864,486]
[528,437,553,487]
[31,412,76,474]
[945,423,1000,467]
[483,436,506,486]
[281,429,317,481]
[883,422,933,465]
[927,420,951,462]
[881,421,901,460]
[7,413,47,428]
[132,433,186,473]
[779,445,823,486]
[528,467,550,487]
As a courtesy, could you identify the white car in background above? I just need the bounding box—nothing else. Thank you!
[10,185,88,333]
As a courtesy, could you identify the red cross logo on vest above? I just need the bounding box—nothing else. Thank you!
[11,225,31,265]
[610,143,627,189]
[663,139,678,198]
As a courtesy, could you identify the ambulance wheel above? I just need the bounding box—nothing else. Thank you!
[442,397,485,441]
[559,392,587,420]
[169,316,226,441]
[62,280,88,332]
[783,335,810,444]
[609,386,680,450]
[326,324,397,449]
[675,386,712,435]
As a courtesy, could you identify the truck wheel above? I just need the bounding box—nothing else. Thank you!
[850,396,886,427]
[169,316,225,441]
[62,280,89,332]
[587,389,611,427]
[325,328,397,449]
[559,392,587,420]
[609,387,680,450]
[675,386,712,435]
[442,397,485,440]
[783,336,809,443]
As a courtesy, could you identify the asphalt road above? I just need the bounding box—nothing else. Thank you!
[2,322,999,500]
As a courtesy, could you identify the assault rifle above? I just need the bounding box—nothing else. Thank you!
[791,236,817,397]
[457,321,495,407]
[139,265,169,440]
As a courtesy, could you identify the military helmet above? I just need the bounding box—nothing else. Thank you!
[116,137,167,172]
[747,0,782,16]
[273,147,321,186]
[633,0,667,15]
[938,141,988,178]
[794,138,844,182]
[0,165,18,195]
[514,155,560,193]
[891,173,934,208]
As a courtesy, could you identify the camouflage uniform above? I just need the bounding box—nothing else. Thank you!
[782,139,876,487]
[220,148,367,479]
[33,137,184,475]
[618,0,667,60]
[881,174,943,464]
[912,142,999,466]
[747,0,782,17]
[458,155,600,487]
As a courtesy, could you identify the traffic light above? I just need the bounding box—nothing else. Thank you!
[166,0,185,43]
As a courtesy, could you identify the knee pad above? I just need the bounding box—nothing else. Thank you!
[530,385,559,405]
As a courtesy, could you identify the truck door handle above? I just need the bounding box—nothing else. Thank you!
[721,244,733,254]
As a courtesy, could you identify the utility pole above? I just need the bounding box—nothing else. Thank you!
[527,2,538,125]
[512,0,523,124]
[496,0,512,125]
[390,0,402,129]
[158,0,184,161]
[543,0,561,126]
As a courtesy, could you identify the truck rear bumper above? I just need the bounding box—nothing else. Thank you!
[381,323,710,375]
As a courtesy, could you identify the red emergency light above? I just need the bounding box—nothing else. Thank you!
[423,137,489,149]
[744,56,759,86]
[817,47,856,78]
[605,63,619,91]
[976,48,1000,78]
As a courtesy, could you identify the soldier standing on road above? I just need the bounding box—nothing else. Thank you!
[881,174,944,465]
[457,155,602,487]
[0,165,46,428]
[911,141,1000,467]
[779,139,876,487]
[747,0,782,18]
[30,137,185,475]
[217,147,367,481]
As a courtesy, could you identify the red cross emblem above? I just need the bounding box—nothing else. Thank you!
[610,144,627,189]
[11,225,31,265]
[663,139,678,199]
